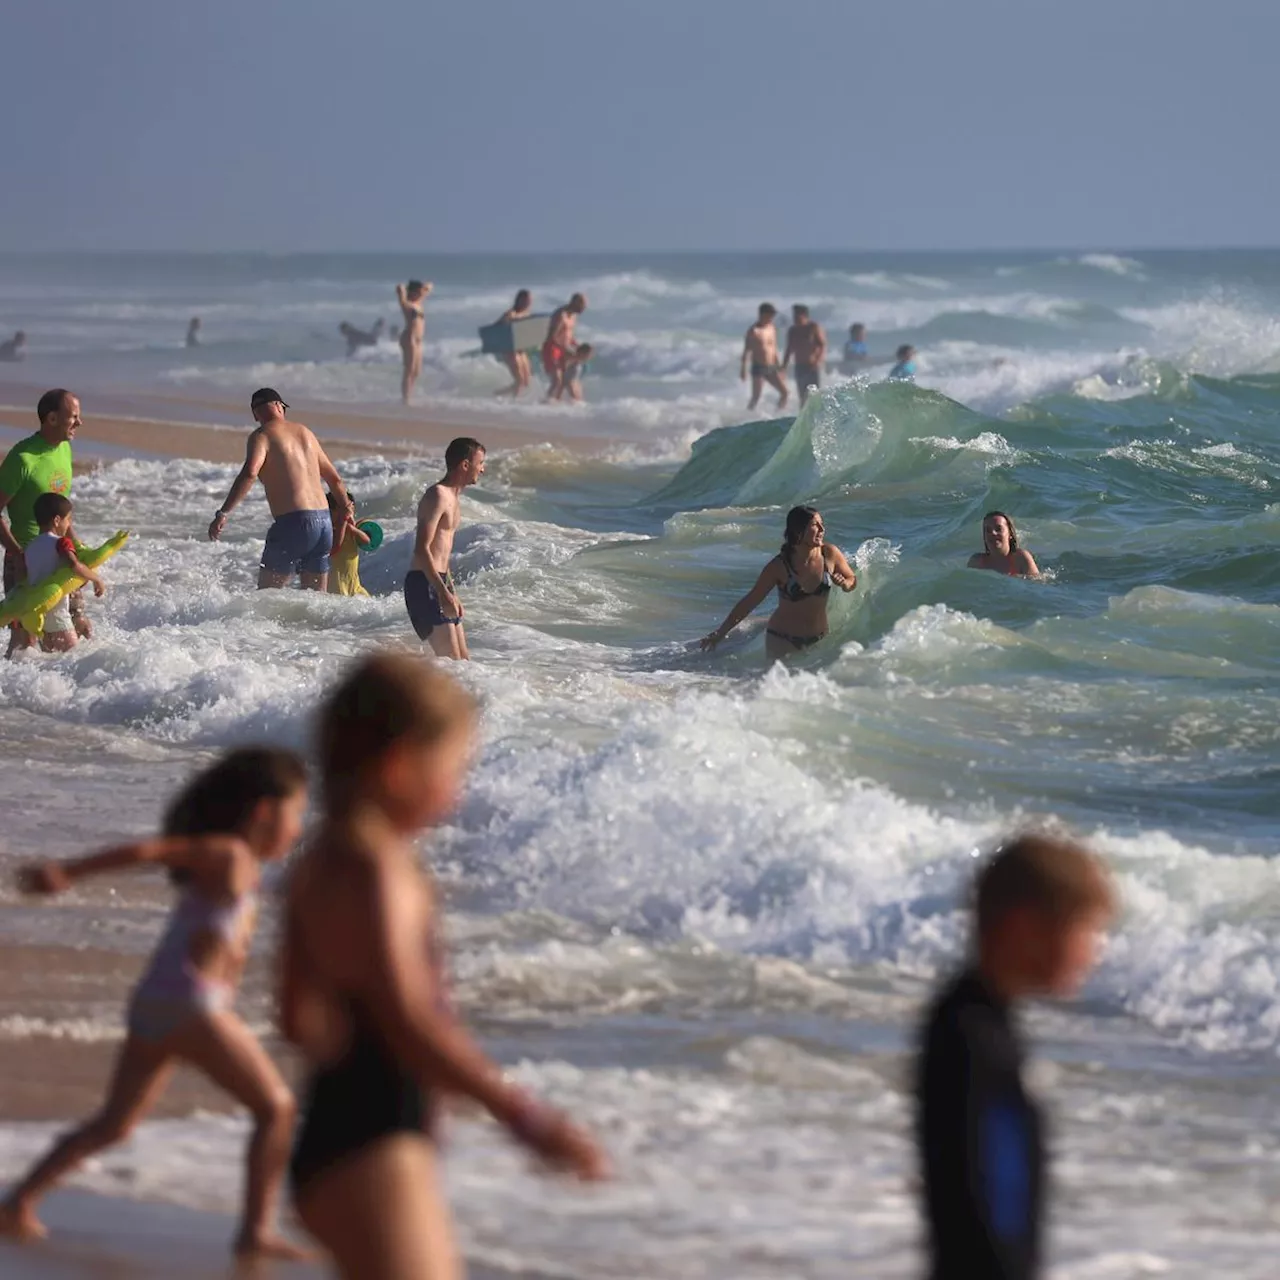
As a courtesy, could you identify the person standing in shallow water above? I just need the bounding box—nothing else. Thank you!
[968,511,1040,578]
[782,304,827,407]
[405,437,485,660]
[741,302,788,411]
[495,289,534,397]
[208,389,350,592]
[397,278,433,404]
[701,505,856,659]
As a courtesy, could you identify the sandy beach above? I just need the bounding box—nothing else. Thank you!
[0,379,615,466]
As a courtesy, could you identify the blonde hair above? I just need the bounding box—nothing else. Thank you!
[319,652,475,808]
[975,832,1114,936]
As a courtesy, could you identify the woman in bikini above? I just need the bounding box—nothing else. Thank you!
[701,505,857,660]
[282,653,607,1279]
[495,289,533,397]
[396,278,434,404]
[967,510,1040,578]
[1,749,310,1261]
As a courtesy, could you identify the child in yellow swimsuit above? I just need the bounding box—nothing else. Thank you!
[326,493,371,597]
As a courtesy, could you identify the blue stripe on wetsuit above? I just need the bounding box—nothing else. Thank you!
[983,1100,1031,1241]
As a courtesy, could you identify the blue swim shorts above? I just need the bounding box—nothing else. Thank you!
[404,569,460,638]
[261,509,333,576]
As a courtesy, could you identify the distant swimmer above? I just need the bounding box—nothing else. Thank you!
[842,323,869,371]
[782,304,827,408]
[338,319,385,356]
[968,510,1040,578]
[0,330,26,362]
[543,293,587,401]
[496,288,533,397]
[741,303,788,412]
[186,317,201,348]
[209,388,350,592]
[396,278,434,404]
[701,504,856,660]
[405,436,486,660]
[888,344,917,380]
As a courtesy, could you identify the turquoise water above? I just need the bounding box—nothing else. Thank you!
[1,250,1279,1276]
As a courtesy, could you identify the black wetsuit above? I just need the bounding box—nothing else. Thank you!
[916,968,1045,1280]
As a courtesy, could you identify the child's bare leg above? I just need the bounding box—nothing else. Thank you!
[168,1011,307,1260]
[296,1134,459,1280]
[0,1037,171,1240]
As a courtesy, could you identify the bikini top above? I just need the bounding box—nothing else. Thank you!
[777,552,833,602]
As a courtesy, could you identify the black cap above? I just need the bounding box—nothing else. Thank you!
[250,387,288,411]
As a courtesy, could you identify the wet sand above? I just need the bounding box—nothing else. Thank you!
[0,380,613,465]
[0,1190,530,1279]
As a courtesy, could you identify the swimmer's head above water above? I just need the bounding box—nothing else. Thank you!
[782,504,824,556]
[981,510,1018,556]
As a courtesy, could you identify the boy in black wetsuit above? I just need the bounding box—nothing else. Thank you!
[916,834,1114,1280]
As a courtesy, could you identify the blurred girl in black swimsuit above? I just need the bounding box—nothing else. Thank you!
[281,654,607,1279]
[701,505,857,661]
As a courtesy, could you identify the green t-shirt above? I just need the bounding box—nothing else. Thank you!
[0,433,74,548]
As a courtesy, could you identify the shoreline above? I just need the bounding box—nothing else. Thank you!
[0,379,620,466]
[0,1189,536,1280]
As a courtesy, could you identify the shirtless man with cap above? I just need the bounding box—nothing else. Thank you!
[208,389,350,591]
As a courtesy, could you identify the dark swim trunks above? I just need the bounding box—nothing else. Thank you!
[260,509,333,575]
[750,362,780,379]
[404,570,461,639]
[794,361,820,391]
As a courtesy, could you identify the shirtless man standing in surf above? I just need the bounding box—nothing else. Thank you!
[404,436,486,660]
[782,304,827,407]
[741,303,788,412]
[209,388,350,592]
[542,293,587,400]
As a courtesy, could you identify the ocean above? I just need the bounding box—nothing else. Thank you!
[1,249,1280,1277]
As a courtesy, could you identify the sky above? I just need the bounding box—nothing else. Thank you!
[3,0,1278,253]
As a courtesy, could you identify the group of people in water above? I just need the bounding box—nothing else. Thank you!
[0,382,1134,1280]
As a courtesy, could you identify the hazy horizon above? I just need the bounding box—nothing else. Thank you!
[3,0,1277,254]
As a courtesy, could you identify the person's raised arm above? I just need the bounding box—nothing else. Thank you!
[351,860,608,1178]
[209,430,268,541]
[18,834,249,899]
[701,559,781,650]
[826,543,857,592]
[345,517,371,547]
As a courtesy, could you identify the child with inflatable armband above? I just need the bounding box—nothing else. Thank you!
[16,492,106,653]
[326,491,371,597]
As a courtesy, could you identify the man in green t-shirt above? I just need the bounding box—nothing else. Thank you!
[0,388,80,652]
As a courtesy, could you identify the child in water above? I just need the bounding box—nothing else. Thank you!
[916,833,1114,1280]
[282,652,608,1278]
[888,344,917,380]
[327,492,371,597]
[12,492,106,655]
[555,342,594,402]
[1,748,311,1262]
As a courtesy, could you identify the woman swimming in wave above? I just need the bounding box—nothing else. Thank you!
[967,510,1040,578]
[701,505,857,660]
[495,289,533,397]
